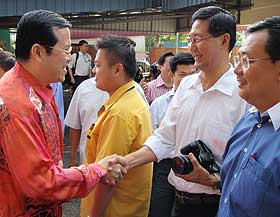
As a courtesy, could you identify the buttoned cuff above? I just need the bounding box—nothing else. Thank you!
[89,163,107,178]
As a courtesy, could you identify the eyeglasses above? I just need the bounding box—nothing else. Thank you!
[233,55,272,71]
[187,35,214,45]
[47,46,72,55]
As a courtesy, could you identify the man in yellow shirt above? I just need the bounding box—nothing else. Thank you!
[81,35,153,217]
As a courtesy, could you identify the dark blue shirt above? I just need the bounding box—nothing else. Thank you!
[218,105,280,217]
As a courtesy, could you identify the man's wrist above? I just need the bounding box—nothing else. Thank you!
[212,173,221,190]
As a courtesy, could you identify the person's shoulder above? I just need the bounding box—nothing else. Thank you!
[147,78,158,89]
[72,52,78,57]
[85,53,91,58]
[180,72,199,87]
[151,90,170,105]
[75,78,107,98]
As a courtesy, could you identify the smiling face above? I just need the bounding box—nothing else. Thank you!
[234,30,280,111]
[189,19,225,73]
[41,27,72,84]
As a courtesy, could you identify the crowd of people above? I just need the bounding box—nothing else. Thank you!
[0,5,279,217]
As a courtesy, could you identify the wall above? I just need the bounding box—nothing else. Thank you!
[150,47,189,64]
[240,0,280,24]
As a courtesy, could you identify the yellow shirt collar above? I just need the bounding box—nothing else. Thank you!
[104,80,135,110]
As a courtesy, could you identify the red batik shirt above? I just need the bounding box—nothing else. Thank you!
[0,63,105,217]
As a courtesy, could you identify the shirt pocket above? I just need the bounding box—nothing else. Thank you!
[229,156,272,217]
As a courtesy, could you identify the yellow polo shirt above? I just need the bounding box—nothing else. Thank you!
[81,80,153,217]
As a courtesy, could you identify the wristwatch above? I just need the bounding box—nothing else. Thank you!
[212,173,221,190]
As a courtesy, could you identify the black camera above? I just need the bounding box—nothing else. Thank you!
[172,140,220,175]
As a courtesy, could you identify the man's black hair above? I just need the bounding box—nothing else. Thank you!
[0,51,15,72]
[78,40,88,46]
[15,9,72,60]
[246,16,280,63]
[192,6,236,52]
[158,52,174,66]
[169,53,195,73]
[95,35,137,79]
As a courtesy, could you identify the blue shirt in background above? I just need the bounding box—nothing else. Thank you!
[50,82,64,135]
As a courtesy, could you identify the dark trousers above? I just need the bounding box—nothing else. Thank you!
[149,159,175,217]
[171,191,220,217]
[72,75,88,94]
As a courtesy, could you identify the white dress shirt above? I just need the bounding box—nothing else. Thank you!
[145,66,248,194]
[150,88,175,130]
[65,78,108,163]
[68,51,92,76]
[65,78,147,163]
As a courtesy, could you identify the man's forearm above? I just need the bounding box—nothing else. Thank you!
[125,146,157,170]
[68,68,74,80]
[90,183,114,217]
[69,128,82,165]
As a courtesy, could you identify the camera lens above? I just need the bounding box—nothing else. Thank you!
[172,156,193,174]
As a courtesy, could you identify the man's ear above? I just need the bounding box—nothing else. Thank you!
[114,63,124,77]
[275,60,280,82]
[30,44,44,62]
[220,33,230,50]
[168,71,174,82]
[158,64,163,71]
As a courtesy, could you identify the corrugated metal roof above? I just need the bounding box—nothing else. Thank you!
[0,0,222,17]
[73,19,176,34]
[0,0,254,33]
[0,0,148,17]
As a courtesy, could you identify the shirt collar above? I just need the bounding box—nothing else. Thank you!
[169,86,175,97]
[104,80,135,110]
[15,63,53,104]
[249,102,280,131]
[155,75,167,88]
[208,64,236,96]
[191,64,236,96]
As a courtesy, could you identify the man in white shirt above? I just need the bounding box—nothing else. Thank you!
[65,77,108,166]
[150,53,197,130]
[123,6,247,217]
[149,53,197,217]
[65,77,148,166]
[68,40,92,93]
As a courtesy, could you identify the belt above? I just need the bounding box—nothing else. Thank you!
[159,158,173,164]
[175,190,220,205]
[74,75,88,77]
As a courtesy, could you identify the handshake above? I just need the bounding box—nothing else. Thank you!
[97,154,128,185]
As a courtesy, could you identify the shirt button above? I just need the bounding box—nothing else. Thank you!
[244,148,248,153]
[224,198,228,203]
[234,173,237,178]
[257,123,262,128]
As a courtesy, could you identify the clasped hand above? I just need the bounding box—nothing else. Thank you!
[98,154,128,185]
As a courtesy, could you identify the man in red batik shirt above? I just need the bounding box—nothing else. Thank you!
[0,10,126,217]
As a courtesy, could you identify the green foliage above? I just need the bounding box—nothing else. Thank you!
[145,34,187,52]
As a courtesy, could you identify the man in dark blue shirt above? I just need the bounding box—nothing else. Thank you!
[218,16,280,217]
